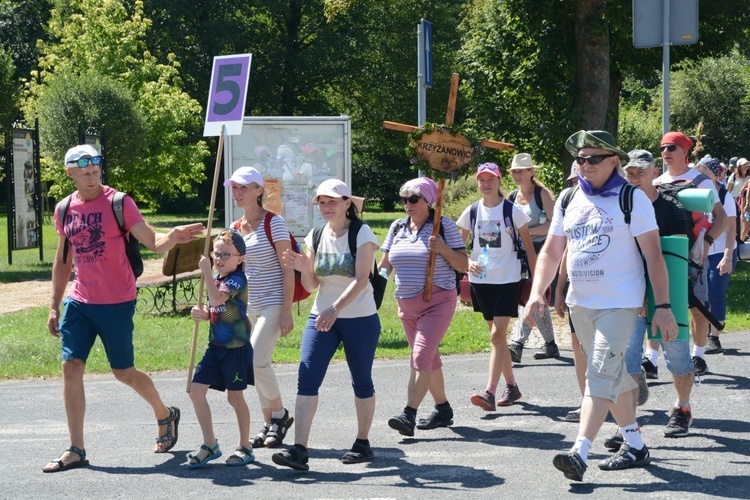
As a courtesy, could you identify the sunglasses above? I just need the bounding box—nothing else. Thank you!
[67,156,102,168]
[660,144,678,152]
[401,194,425,205]
[574,153,617,166]
[212,251,239,260]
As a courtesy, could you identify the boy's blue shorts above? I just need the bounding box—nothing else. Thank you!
[59,298,136,370]
[192,342,255,392]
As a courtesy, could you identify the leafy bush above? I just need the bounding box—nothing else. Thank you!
[36,72,146,199]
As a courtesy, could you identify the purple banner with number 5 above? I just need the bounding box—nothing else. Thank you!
[204,54,252,136]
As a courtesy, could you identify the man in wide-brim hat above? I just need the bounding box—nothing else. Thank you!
[525,130,677,482]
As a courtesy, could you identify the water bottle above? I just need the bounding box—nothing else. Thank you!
[539,210,547,224]
[744,211,750,222]
[477,245,489,280]
[379,268,388,279]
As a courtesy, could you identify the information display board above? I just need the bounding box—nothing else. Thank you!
[225,116,351,237]
[11,129,39,250]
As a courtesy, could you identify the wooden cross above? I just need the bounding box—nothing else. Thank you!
[384,73,514,301]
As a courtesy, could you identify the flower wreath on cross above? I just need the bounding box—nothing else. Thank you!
[406,122,486,180]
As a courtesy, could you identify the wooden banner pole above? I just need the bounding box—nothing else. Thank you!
[423,73,459,301]
[186,125,225,393]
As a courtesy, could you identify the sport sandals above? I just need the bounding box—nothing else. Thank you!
[187,441,222,469]
[264,409,294,448]
[155,406,180,453]
[340,441,374,464]
[252,425,270,448]
[272,444,309,471]
[226,446,255,466]
[42,445,90,473]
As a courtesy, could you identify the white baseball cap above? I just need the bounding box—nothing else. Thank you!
[223,166,263,187]
[312,179,351,203]
[64,145,100,167]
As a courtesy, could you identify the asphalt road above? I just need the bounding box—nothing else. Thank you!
[2,333,749,499]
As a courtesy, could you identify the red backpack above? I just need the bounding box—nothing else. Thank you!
[234,212,311,305]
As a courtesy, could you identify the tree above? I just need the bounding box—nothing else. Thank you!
[670,53,750,160]
[0,45,16,127]
[0,0,52,82]
[23,0,208,207]
[35,73,147,200]
[142,0,466,208]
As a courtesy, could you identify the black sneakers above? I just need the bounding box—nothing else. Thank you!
[553,450,587,481]
[692,356,709,376]
[664,406,693,438]
[509,341,523,363]
[598,443,651,471]
[641,357,659,379]
[533,341,560,360]
[706,335,724,354]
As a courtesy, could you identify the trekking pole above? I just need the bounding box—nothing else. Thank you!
[187,125,225,393]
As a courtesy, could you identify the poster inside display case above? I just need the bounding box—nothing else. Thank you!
[11,129,39,250]
[225,116,351,237]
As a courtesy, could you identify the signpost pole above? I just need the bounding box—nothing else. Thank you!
[662,0,671,134]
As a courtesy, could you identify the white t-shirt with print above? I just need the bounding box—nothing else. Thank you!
[456,199,531,284]
[710,188,737,256]
[304,223,380,318]
[549,186,658,309]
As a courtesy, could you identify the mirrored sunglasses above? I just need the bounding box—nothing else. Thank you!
[67,156,102,168]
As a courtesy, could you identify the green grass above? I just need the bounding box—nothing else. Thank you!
[2,209,749,380]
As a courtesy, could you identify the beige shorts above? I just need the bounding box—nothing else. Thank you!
[569,305,639,401]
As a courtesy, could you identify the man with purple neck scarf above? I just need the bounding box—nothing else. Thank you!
[524,130,677,482]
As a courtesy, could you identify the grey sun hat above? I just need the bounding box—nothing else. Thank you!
[624,149,655,169]
[565,130,629,163]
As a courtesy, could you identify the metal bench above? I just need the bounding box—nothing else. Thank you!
[136,237,205,314]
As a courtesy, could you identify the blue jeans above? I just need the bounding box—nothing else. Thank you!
[707,249,737,323]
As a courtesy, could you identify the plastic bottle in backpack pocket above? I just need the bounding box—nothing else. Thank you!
[476,245,489,280]
[538,210,547,224]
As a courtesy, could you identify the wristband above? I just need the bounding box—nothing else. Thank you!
[704,234,714,245]
[329,304,338,317]
[654,303,671,309]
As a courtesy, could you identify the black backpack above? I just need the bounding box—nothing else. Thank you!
[507,185,543,210]
[560,183,636,224]
[312,218,387,309]
[59,191,144,278]
[653,173,712,248]
[390,210,465,294]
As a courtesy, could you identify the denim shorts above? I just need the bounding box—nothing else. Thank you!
[625,315,692,377]
[59,297,136,370]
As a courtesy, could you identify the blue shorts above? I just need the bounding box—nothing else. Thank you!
[625,315,692,377]
[193,342,255,392]
[59,298,136,370]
